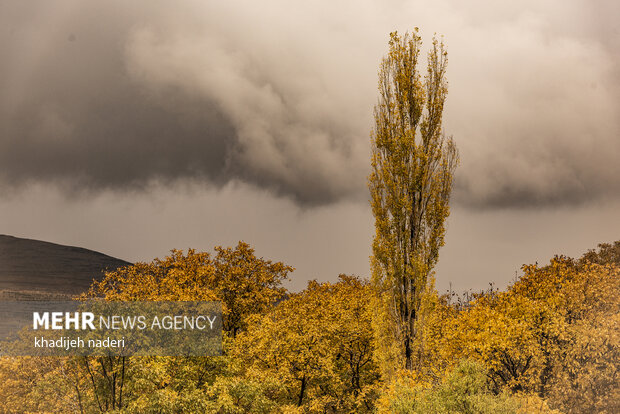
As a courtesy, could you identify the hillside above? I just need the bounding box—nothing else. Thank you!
[0,234,131,297]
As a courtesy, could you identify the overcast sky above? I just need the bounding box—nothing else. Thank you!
[1,0,619,292]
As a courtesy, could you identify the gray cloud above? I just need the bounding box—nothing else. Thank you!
[0,0,372,205]
[1,1,619,208]
[1,2,235,195]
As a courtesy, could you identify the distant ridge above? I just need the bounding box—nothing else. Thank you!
[0,235,131,297]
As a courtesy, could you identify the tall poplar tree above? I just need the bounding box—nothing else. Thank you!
[369,29,458,372]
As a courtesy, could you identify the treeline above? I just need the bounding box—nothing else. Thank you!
[0,241,618,413]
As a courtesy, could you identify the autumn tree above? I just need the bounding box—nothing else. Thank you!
[369,29,458,373]
[435,248,620,413]
[86,241,293,338]
[74,241,293,411]
[233,276,380,412]
[0,357,79,412]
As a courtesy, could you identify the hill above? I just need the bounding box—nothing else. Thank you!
[0,234,131,298]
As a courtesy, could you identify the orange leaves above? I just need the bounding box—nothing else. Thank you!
[84,241,293,338]
[430,245,620,413]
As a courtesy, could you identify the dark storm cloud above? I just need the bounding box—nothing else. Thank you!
[0,1,236,194]
[1,1,619,208]
[0,1,370,204]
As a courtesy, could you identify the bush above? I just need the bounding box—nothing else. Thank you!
[380,360,522,414]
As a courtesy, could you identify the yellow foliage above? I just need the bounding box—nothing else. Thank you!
[2,239,617,412]
[369,29,458,373]
[233,275,380,412]
[84,241,293,337]
[514,394,563,414]
[432,253,619,413]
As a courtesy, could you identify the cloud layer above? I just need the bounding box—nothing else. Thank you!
[1,0,619,208]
